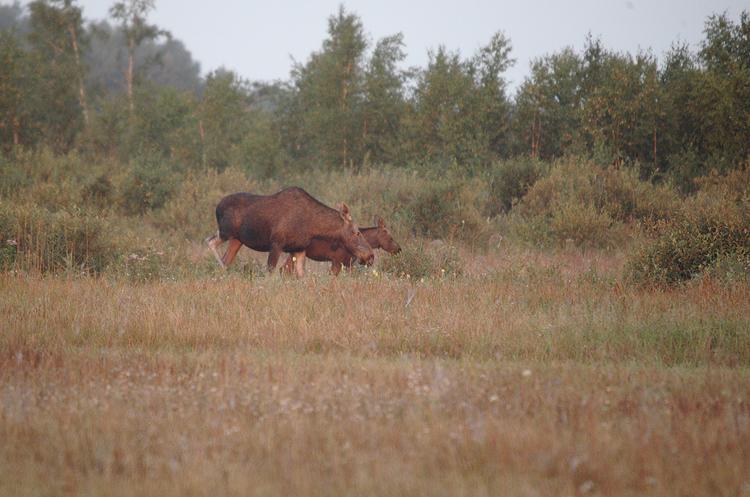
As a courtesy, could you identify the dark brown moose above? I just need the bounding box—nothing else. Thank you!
[206,187,374,276]
[281,216,401,275]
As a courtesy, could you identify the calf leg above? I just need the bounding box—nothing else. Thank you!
[330,261,343,275]
[280,254,295,275]
[221,239,242,268]
[292,251,306,278]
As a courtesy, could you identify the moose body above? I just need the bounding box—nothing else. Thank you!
[282,217,401,275]
[206,187,374,276]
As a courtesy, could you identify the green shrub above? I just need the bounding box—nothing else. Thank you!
[233,112,288,179]
[507,157,679,247]
[409,177,489,245]
[485,157,544,215]
[0,151,32,195]
[81,175,115,210]
[120,155,177,215]
[0,203,116,273]
[379,239,462,279]
[626,183,750,286]
[548,203,620,248]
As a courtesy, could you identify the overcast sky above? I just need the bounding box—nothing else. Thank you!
[19,0,750,89]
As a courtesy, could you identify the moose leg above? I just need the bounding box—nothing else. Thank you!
[292,251,306,278]
[221,239,242,268]
[266,245,282,272]
[330,261,343,276]
[280,254,295,275]
[206,234,226,268]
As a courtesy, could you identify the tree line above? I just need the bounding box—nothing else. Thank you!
[1,1,748,190]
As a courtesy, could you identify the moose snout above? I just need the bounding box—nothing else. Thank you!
[364,252,375,266]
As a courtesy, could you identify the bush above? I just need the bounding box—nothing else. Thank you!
[485,157,544,215]
[379,239,462,279]
[626,177,750,286]
[409,177,489,245]
[507,158,680,247]
[120,155,177,215]
[81,175,115,210]
[626,218,750,285]
[0,203,116,273]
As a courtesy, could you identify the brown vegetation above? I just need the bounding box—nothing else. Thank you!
[1,247,749,495]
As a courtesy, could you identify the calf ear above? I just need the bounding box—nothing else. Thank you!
[375,216,385,229]
[338,202,352,222]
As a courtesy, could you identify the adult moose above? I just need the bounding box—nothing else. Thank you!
[281,216,401,275]
[206,187,374,277]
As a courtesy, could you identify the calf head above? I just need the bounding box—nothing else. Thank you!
[370,216,401,254]
[336,203,375,265]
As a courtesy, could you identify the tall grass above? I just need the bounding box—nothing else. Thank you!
[2,266,750,496]
[3,262,749,366]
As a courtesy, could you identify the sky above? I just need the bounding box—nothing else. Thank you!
[18,0,750,90]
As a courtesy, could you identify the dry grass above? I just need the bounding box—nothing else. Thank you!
[2,250,750,496]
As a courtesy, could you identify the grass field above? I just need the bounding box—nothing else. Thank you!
[2,248,749,496]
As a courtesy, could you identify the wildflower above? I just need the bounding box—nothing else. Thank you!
[522,369,532,377]
[6,239,17,246]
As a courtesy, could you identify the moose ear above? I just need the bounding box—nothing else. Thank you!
[338,202,352,222]
[375,216,385,229]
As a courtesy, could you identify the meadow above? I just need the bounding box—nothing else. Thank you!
[1,153,750,496]
[2,246,750,496]
[2,4,750,494]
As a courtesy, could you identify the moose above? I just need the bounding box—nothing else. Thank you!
[206,187,374,277]
[281,216,401,275]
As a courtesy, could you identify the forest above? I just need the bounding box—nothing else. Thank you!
[1,2,750,496]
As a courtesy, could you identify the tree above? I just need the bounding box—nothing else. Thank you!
[0,30,29,149]
[405,46,481,166]
[84,20,201,97]
[513,48,583,159]
[198,69,251,170]
[361,33,408,165]
[472,31,514,157]
[287,6,368,168]
[109,0,169,112]
[697,11,750,167]
[27,0,88,151]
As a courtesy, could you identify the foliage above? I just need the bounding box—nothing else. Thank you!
[379,239,462,279]
[485,156,545,215]
[283,6,369,168]
[119,153,177,215]
[2,4,749,185]
[0,201,115,273]
[506,158,679,247]
[627,168,750,285]
[409,176,489,245]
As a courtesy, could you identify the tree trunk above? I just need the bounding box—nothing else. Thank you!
[530,113,541,159]
[68,23,89,126]
[199,119,206,167]
[12,117,20,146]
[126,38,135,113]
